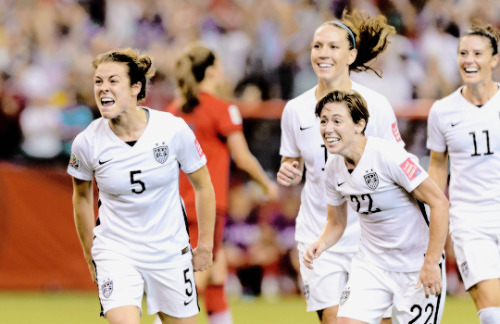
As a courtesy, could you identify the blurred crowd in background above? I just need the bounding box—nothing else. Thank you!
[1,0,500,300]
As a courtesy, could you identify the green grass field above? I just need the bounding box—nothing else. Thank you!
[0,291,478,324]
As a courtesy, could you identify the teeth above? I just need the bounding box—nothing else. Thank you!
[326,138,339,143]
[465,68,478,73]
[101,97,114,104]
[319,64,333,68]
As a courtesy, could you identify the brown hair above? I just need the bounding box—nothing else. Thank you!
[462,22,500,56]
[175,43,216,113]
[92,48,155,102]
[315,90,369,134]
[319,9,395,77]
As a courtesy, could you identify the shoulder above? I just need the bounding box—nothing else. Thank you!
[147,107,188,131]
[367,137,403,159]
[325,154,343,178]
[148,107,175,120]
[352,81,389,104]
[284,87,316,112]
[430,87,463,113]
[352,82,394,118]
[200,92,232,109]
[200,93,242,123]
[74,117,105,142]
[282,87,317,126]
[326,154,343,169]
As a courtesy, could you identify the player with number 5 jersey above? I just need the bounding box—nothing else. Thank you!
[68,48,215,324]
[427,23,500,324]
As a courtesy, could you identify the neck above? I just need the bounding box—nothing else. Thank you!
[199,81,217,96]
[109,106,148,141]
[316,77,352,101]
[462,81,498,106]
[343,136,367,169]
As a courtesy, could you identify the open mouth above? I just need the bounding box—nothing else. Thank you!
[101,97,115,107]
[325,137,340,143]
[318,63,334,69]
[464,67,479,75]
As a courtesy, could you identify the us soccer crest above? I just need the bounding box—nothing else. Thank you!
[102,279,113,298]
[153,143,169,164]
[364,171,379,190]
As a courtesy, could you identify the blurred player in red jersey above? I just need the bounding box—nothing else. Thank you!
[160,42,279,324]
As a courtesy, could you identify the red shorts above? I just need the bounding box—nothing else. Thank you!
[185,204,226,254]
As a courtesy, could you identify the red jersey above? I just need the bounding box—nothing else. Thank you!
[166,92,243,214]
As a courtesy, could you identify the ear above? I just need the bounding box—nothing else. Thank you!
[491,53,499,69]
[131,81,142,96]
[348,48,358,66]
[355,118,366,134]
[204,65,216,79]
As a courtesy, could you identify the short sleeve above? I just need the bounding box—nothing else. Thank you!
[384,147,428,193]
[324,157,345,206]
[216,104,243,138]
[67,132,94,181]
[173,118,207,174]
[426,103,447,152]
[279,102,300,158]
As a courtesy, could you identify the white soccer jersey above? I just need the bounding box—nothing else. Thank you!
[280,82,404,250]
[67,108,207,268]
[427,85,500,233]
[325,137,429,272]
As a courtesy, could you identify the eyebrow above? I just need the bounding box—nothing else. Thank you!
[95,74,120,79]
[313,40,341,45]
[321,113,344,118]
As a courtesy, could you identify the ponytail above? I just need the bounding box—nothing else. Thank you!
[175,43,216,113]
[342,9,395,77]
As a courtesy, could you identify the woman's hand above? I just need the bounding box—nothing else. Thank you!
[277,160,303,186]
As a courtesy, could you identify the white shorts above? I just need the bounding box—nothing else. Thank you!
[451,224,500,290]
[297,242,354,312]
[94,255,199,318]
[338,258,445,324]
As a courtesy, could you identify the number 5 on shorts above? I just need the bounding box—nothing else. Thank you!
[183,268,194,297]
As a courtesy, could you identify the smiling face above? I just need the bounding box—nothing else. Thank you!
[94,62,141,119]
[458,35,499,87]
[319,101,365,156]
[310,24,357,84]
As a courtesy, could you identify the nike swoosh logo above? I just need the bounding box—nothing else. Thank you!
[451,121,461,127]
[98,159,112,165]
[300,126,312,131]
[184,297,194,306]
[337,181,345,187]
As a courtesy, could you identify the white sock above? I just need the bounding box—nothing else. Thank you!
[478,307,500,324]
[208,309,233,324]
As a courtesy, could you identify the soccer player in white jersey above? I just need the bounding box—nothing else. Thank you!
[304,90,449,324]
[427,23,500,324]
[277,9,411,324]
[67,48,216,324]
